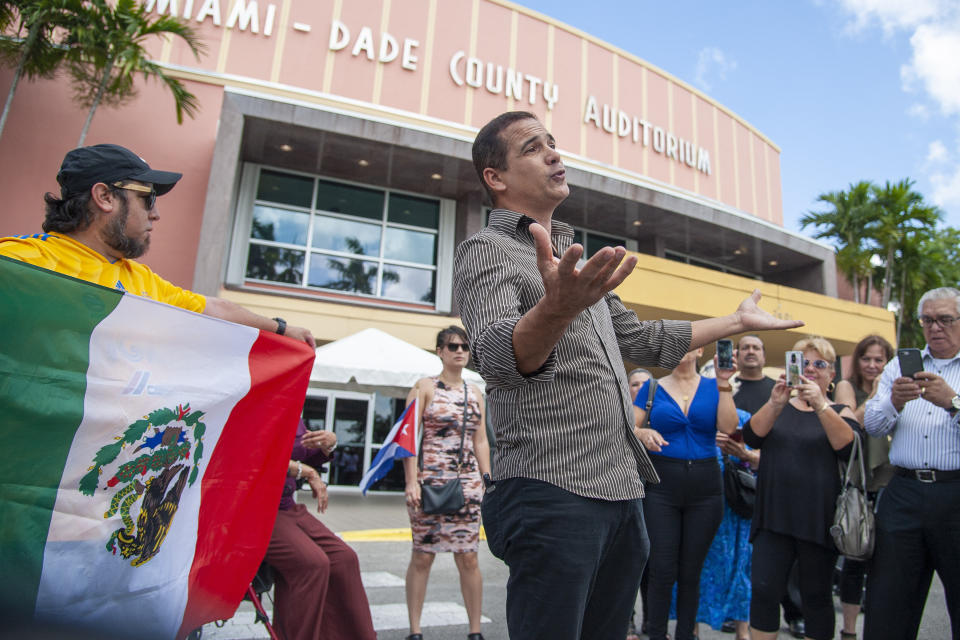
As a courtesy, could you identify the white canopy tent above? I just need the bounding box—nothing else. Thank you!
[309,327,485,397]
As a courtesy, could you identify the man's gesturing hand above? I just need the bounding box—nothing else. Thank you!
[531,222,637,319]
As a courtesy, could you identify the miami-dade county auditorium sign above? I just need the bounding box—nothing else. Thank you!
[147,0,782,224]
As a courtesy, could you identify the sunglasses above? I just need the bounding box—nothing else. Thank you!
[444,342,470,352]
[113,182,157,210]
[803,359,831,370]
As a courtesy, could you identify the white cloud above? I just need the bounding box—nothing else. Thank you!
[694,47,736,91]
[836,0,952,34]
[929,164,960,209]
[902,22,960,116]
[907,103,930,119]
[926,140,949,165]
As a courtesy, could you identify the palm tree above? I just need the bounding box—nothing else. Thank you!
[800,181,877,303]
[0,0,86,141]
[64,0,205,146]
[892,226,960,347]
[869,179,941,308]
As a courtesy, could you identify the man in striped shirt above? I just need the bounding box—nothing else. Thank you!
[0,144,314,347]
[455,111,802,640]
[864,286,960,640]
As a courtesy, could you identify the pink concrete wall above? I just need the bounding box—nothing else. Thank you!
[0,69,222,290]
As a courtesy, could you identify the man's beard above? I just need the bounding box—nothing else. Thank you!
[101,198,149,259]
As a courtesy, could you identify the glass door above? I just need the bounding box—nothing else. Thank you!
[303,390,374,488]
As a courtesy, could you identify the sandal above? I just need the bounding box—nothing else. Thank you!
[405,635,424,640]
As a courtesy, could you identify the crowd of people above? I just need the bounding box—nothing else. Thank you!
[4,113,959,640]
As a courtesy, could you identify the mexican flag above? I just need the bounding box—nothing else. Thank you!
[0,256,315,639]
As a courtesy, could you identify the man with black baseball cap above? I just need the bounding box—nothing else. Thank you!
[0,143,315,347]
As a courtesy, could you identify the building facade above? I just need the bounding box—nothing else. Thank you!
[0,0,893,490]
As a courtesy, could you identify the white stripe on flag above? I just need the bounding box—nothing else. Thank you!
[35,295,259,637]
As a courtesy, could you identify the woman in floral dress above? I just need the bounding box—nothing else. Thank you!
[402,326,491,640]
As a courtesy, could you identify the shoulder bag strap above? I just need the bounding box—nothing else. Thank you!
[453,382,469,477]
[638,379,657,430]
[841,432,866,491]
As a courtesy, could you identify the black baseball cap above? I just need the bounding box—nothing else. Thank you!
[57,144,183,197]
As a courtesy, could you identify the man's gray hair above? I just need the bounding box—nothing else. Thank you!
[917,287,960,317]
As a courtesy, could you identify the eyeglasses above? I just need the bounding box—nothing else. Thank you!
[113,182,157,210]
[918,315,960,329]
[445,342,470,352]
[803,359,831,370]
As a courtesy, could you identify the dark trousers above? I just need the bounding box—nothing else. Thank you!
[750,529,837,640]
[482,477,648,640]
[864,475,960,640]
[265,504,376,640]
[642,456,723,640]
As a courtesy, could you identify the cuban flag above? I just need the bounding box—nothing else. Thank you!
[359,397,419,494]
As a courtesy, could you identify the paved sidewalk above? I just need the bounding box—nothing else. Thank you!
[199,488,950,640]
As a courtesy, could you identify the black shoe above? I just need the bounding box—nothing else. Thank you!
[721,620,736,633]
[787,619,805,638]
[405,635,423,640]
[467,635,484,640]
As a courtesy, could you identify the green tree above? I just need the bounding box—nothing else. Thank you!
[870,179,941,308]
[892,226,960,347]
[800,180,878,304]
[64,0,205,146]
[0,0,86,141]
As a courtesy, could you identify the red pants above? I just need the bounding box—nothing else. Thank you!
[265,504,376,640]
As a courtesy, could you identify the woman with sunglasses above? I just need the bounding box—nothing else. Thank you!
[837,334,894,639]
[744,336,860,640]
[402,326,491,640]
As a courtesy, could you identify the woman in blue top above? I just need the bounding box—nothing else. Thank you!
[634,347,738,640]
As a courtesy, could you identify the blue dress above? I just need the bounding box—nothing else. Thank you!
[670,409,753,628]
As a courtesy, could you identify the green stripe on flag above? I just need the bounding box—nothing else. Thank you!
[0,256,122,618]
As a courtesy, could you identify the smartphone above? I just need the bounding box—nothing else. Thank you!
[897,348,924,379]
[785,350,803,387]
[729,429,743,443]
[717,339,734,370]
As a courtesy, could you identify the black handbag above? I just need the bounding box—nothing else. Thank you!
[420,382,468,515]
[722,453,756,519]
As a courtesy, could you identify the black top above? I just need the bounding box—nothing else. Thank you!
[743,403,858,549]
[734,376,776,414]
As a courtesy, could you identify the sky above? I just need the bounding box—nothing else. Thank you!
[514,0,960,236]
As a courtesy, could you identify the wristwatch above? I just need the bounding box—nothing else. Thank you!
[949,395,960,416]
[272,317,287,336]
[482,473,495,489]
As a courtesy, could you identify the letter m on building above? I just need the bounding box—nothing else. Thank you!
[143,0,180,17]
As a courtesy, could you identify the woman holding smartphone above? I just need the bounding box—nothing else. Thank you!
[744,336,860,640]
[634,348,738,640]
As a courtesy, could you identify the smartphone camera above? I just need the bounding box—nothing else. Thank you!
[717,339,734,370]
[785,350,803,387]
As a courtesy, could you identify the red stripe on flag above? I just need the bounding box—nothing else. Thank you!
[176,332,315,639]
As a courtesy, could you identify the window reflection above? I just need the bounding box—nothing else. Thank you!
[330,445,363,486]
[257,169,314,208]
[246,245,304,284]
[316,179,384,220]
[310,254,384,294]
[381,264,435,303]
[312,216,381,255]
[388,193,440,228]
[383,227,437,264]
[303,397,328,430]
[252,205,309,245]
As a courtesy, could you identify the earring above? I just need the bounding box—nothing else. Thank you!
[827,381,836,394]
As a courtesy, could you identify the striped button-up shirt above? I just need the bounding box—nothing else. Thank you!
[453,209,692,500]
[864,346,960,471]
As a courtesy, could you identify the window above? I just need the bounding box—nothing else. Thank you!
[664,250,760,279]
[231,165,454,311]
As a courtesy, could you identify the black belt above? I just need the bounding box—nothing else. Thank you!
[894,466,960,483]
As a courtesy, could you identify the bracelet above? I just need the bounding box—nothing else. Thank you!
[717,384,733,392]
[815,403,829,415]
[272,317,287,336]
[295,461,303,480]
